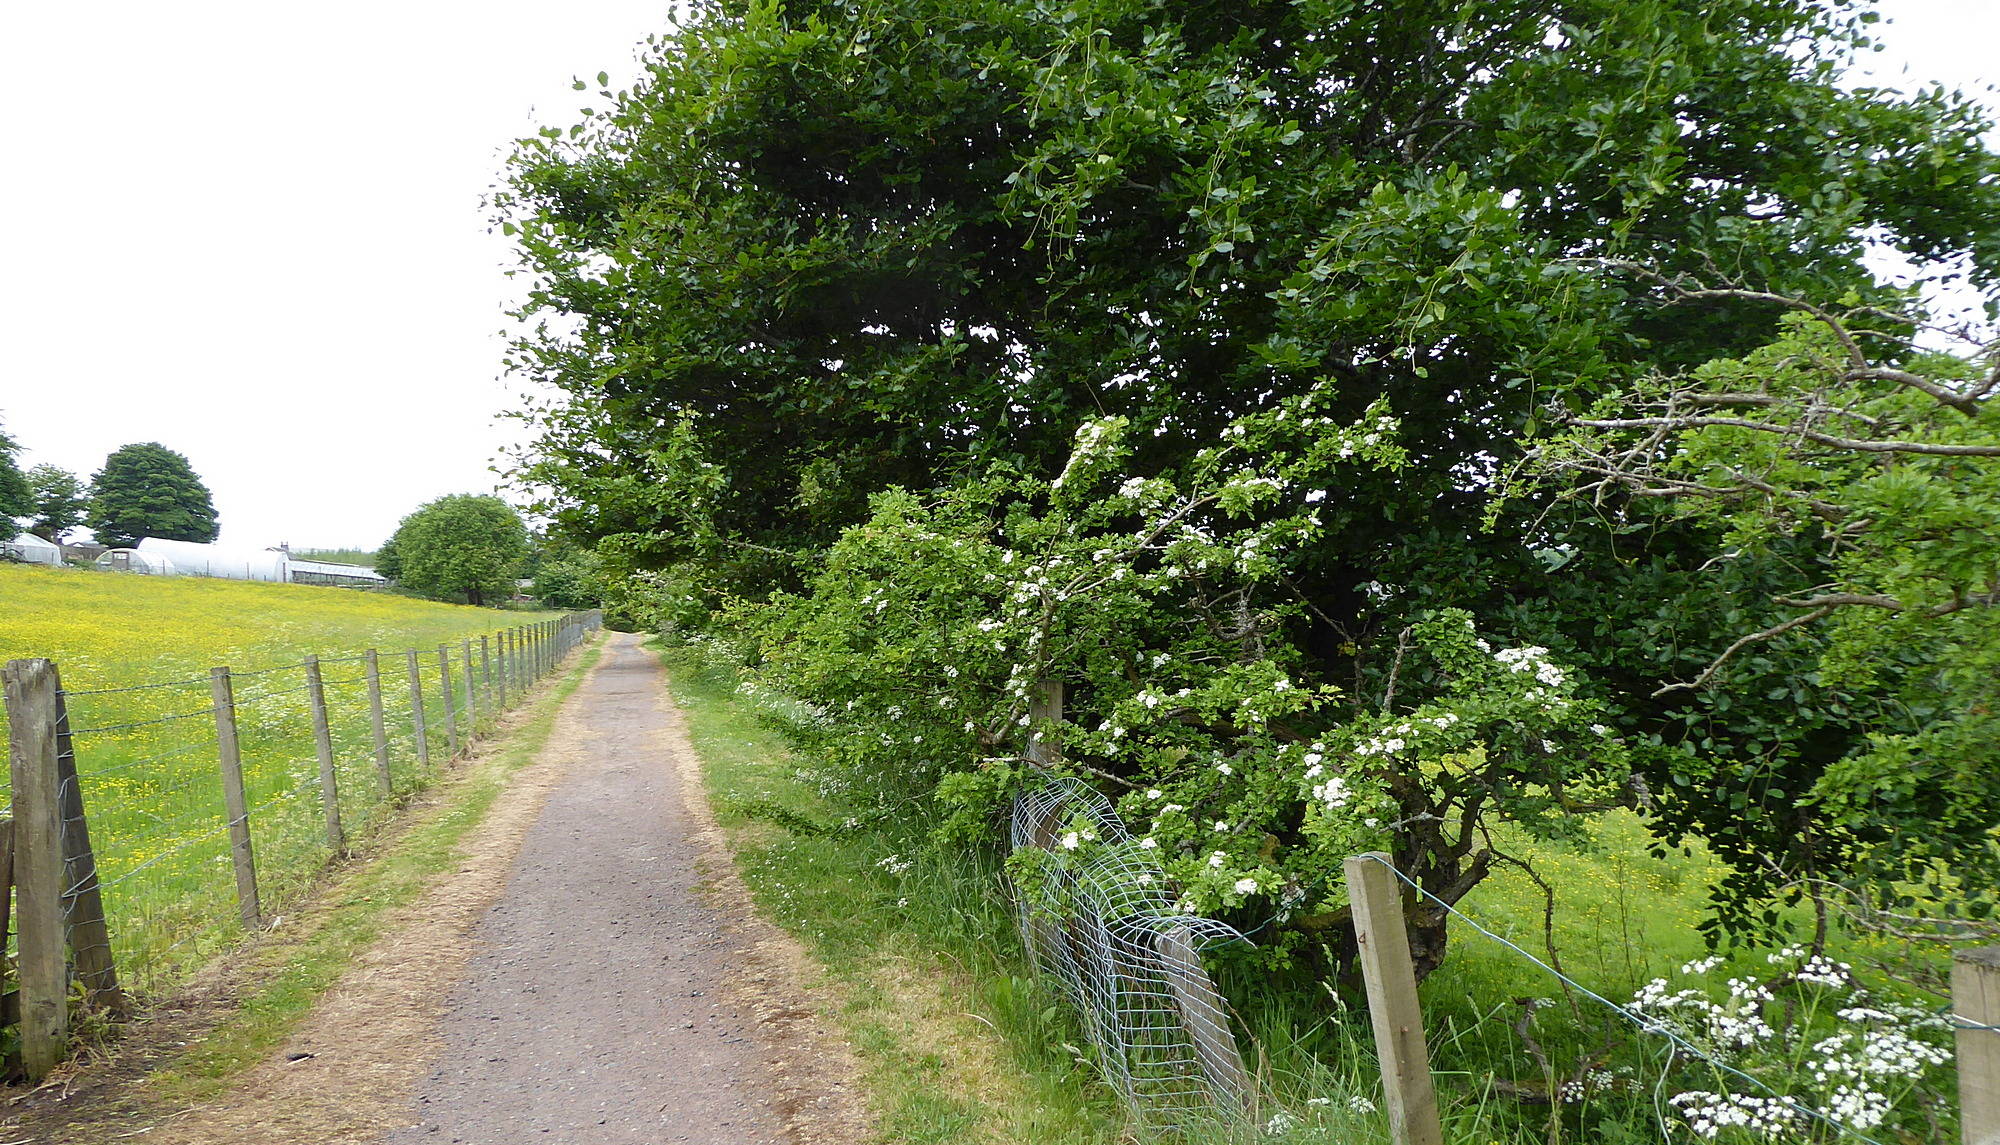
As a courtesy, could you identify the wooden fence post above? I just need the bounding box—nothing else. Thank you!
[1958,945,2000,1145]
[0,817,14,971]
[50,674,125,1016]
[405,649,430,771]
[5,659,71,1079]
[1157,924,1252,1112]
[304,656,344,851]
[495,630,508,709]
[1027,680,1065,767]
[364,650,392,798]
[461,639,477,736]
[1344,853,1444,1145]
[480,635,492,712]
[437,647,458,758]
[209,667,262,930]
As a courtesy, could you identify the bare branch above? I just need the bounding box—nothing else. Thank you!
[1844,367,1985,415]
[1653,606,1834,697]
[1569,414,2000,457]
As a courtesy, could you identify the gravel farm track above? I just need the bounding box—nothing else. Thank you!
[9,633,870,1145]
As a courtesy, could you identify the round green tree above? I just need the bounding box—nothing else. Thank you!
[26,465,87,542]
[383,494,528,606]
[86,442,219,549]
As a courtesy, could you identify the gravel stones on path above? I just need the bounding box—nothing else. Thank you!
[379,634,821,1144]
[122,632,864,1145]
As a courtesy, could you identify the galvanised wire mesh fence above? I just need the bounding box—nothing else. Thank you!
[1010,776,1253,1127]
[5,610,602,1025]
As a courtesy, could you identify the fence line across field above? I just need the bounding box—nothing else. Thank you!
[0,608,602,1079]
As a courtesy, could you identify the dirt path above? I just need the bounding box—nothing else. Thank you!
[142,632,866,1145]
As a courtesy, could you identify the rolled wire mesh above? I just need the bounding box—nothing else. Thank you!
[1010,776,1252,1125]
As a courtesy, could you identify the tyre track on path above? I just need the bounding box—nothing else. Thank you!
[145,632,866,1145]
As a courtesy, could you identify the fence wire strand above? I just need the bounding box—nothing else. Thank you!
[4,611,602,997]
[1364,854,1896,1145]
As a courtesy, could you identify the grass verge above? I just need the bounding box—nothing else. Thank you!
[660,644,1129,1144]
[661,644,1961,1144]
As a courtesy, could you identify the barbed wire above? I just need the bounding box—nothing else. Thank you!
[68,707,217,736]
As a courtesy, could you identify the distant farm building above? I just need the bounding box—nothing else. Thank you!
[3,533,64,566]
[96,548,180,576]
[117,538,387,587]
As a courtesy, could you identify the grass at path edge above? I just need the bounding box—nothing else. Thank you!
[140,636,607,1107]
[656,643,1131,1145]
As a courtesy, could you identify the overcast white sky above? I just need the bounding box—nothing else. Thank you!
[1,1,1994,550]
[2,1,673,549]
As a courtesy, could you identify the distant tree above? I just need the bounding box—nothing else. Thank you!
[86,443,220,550]
[0,420,30,526]
[382,495,527,606]
[375,535,403,581]
[531,540,604,610]
[25,465,87,542]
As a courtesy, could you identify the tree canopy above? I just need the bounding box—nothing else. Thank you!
[25,465,87,543]
[381,495,528,607]
[0,420,30,526]
[500,0,2000,970]
[87,442,220,550]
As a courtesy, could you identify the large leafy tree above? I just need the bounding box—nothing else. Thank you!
[0,419,30,526]
[1519,285,2000,926]
[26,465,88,542]
[87,442,220,549]
[501,0,2000,967]
[382,495,528,607]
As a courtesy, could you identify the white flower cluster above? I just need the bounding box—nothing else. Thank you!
[1666,1092,1800,1140]
[1493,643,1567,688]
[1056,826,1101,851]
[1262,1111,1298,1135]
[1353,734,1406,757]
[1639,946,1954,1139]
[1631,974,1774,1049]
[1809,1028,1951,1085]
[1312,775,1352,810]
[876,854,912,876]
[1555,1069,1615,1104]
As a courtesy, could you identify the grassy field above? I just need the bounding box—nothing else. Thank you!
[663,645,1960,1144]
[0,563,566,990]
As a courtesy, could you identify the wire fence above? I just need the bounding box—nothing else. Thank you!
[1345,853,1970,1145]
[1004,776,1986,1142]
[0,610,602,1077]
[1009,777,1253,1127]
